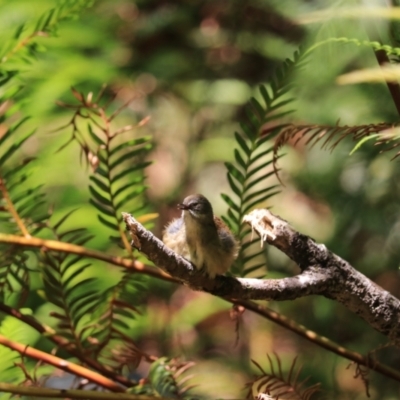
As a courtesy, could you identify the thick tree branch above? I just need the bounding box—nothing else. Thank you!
[122,210,400,343]
[1,225,399,382]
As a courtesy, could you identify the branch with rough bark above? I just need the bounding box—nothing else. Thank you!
[1,222,399,382]
[122,209,400,343]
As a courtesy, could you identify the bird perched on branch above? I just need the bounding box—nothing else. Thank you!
[163,194,238,278]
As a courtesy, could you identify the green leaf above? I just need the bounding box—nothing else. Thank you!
[242,253,264,265]
[114,187,146,210]
[149,358,179,398]
[256,127,287,146]
[250,145,274,164]
[264,110,295,123]
[227,207,239,224]
[234,131,251,156]
[63,264,92,289]
[109,137,152,157]
[18,199,46,218]
[37,8,55,31]
[225,162,245,184]
[227,173,241,198]
[95,166,109,178]
[111,161,152,183]
[243,185,280,205]
[240,120,256,140]
[241,237,261,251]
[238,227,252,241]
[69,294,99,319]
[349,134,379,155]
[97,148,108,165]
[112,318,130,331]
[113,178,144,198]
[260,85,271,107]
[52,209,79,231]
[244,262,266,276]
[245,105,260,129]
[234,149,247,171]
[90,175,109,194]
[89,198,114,217]
[0,70,18,86]
[98,214,119,231]
[12,185,43,206]
[0,131,33,167]
[246,170,278,192]
[13,23,25,39]
[89,185,113,207]
[63,253,89,270]
[250,97,265,120]
[65,278,96,300]
[221,215,234,230]
[221,193,240,213]
[60,229,92,244]
[243,191,280,214]
[267,97,295,113]
[109,147,151,170]
[247,159,274,178]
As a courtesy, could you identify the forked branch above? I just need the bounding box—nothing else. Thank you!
[122,211,400,343]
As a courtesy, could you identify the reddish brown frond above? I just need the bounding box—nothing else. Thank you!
[271,122,400,181]
[245,353,321,400]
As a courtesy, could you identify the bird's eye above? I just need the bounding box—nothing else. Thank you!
[191,202,201,212]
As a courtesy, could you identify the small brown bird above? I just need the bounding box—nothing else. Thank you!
[163,194,238,278]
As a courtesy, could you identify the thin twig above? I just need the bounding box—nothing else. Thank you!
[0,233,176,282]
[0,382,159,400]
[0,335,125,392]
[368,21,400,115]
[0,178,30,237]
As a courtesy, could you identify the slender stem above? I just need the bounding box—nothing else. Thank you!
[0,382,159,399]
[368,22,400,116]
[0,233,176,282]
[0,178,30,237]
[236,299,400,382]
[1,32,47,64]
[0,335,125,392]
[0,303,148,386]
[93,107,133,256]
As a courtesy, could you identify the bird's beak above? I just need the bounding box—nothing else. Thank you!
[177,203,189,211]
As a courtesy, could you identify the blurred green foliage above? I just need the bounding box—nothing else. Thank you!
[0,0,400,399]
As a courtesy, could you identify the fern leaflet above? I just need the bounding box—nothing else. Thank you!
[58,88,153,255]
[223,49,306,277]
[39,211,98,354]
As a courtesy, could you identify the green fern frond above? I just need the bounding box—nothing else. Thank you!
[223,49,306,277]
[273,122,400,177]
[0,315,40,383]
[58,88,153,255]
[306,37,400,58]
[148,358,195,399]
[39,211,99,352]
[0,0,95,69]
[0,249,30,307]
[127,357,195,398]
[0,98,49,235]
[90,269,146,372]
[245,354,320,400]
[0,108,49,304]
